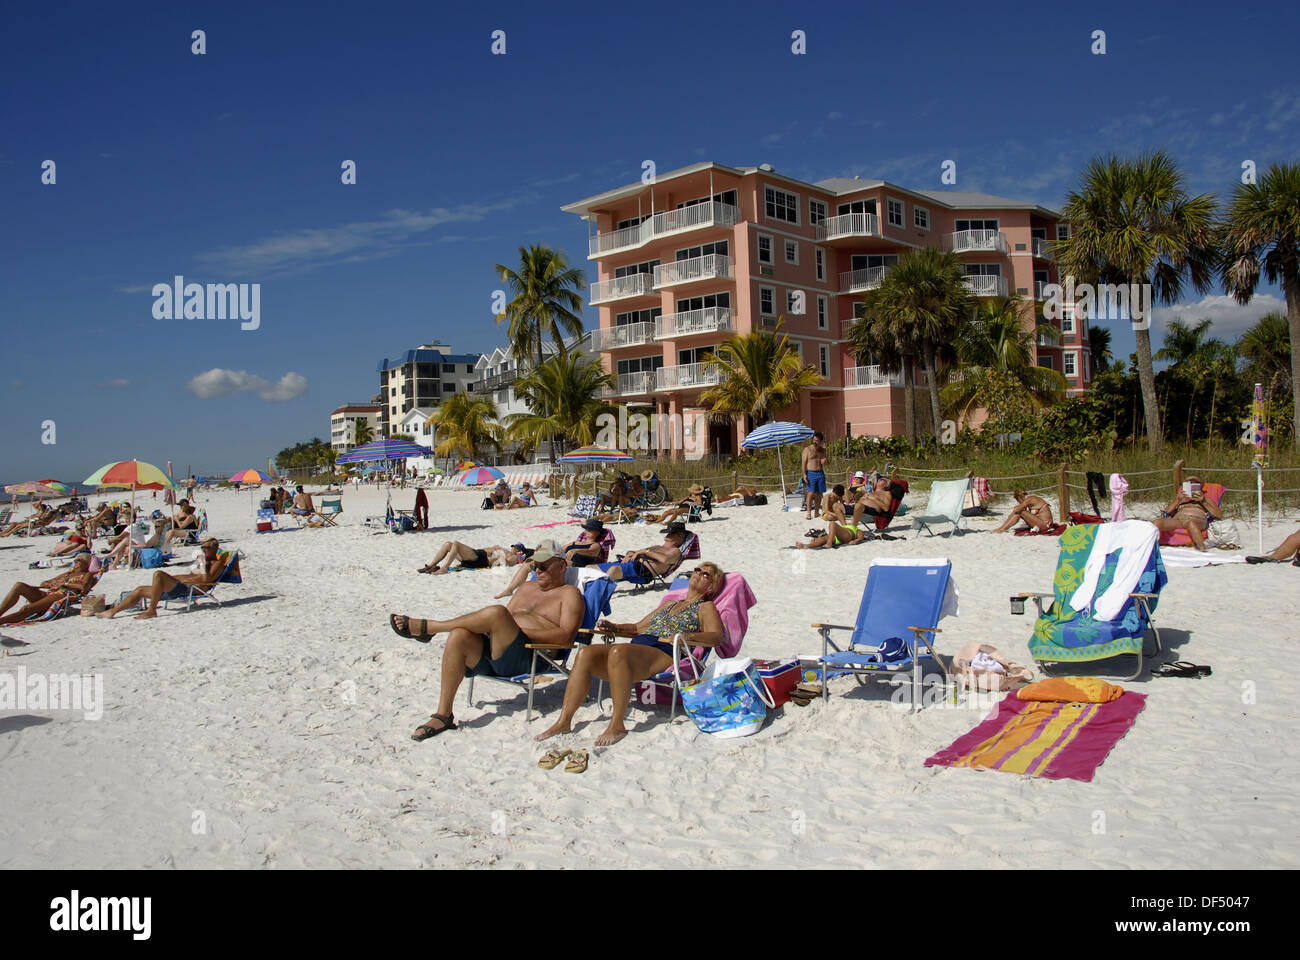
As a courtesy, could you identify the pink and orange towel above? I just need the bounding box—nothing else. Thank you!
[924,678,1144,781]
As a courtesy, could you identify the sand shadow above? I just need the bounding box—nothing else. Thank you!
[0,715,54,735]
[187,593,278,612]
[1034,628,1192,682]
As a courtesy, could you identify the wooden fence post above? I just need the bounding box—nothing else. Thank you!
[1173,459,1185,496]
[1058,463,1070,517]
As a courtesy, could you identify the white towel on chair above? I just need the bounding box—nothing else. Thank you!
[1069,520,1158,621]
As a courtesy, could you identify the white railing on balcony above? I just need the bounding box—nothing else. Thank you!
[945,229,1007,254]
[590,322,655,350]
[656,362,721,391]
[588,202,740,258]
[1032,237,1053,260]
[1033,280,1047,300]
[599,370,656,397]
[590,273,656,304]
[962,274,1010,297]
[844,364,903,388]
[653,254,734,287]
[816,211,881,242]
[655,306,732,339]
[839,265,892,293]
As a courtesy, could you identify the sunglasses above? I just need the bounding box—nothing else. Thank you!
[689,568,713,578]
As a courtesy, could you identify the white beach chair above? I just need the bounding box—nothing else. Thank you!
[910,478,973,538]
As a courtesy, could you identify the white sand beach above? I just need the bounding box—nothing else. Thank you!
[1,485,1297,869]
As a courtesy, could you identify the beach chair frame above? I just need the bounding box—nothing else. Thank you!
[910,477,972,538]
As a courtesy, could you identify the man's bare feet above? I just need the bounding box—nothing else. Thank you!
[534,720,572,742]
[95,610,117,619]
[134,609,157,620]
[795,542,809,549]
[594,727,627,747]
[430,567,448,575]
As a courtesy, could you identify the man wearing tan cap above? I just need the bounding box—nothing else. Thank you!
[390,539,584,741]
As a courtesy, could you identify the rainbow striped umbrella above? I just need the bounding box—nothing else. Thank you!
[229,469,274,484]
[455,460,482,472]
[556,445,634,463]
[459,466,505,485]
[4,479,73,497]
[84,460,178,491]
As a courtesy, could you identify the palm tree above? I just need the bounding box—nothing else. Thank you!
[852,247,971,441]
[1155,317,1219,368]
[1057,151,1218,451]
[1220,162,1300,449]
[942,297,1066,432]
[425,391,503,464]
[506,352,615,456]
[1237,312,1293,394]
[1155,318,1232,442]
[697,320,822,433]
[495,245,586,372]
[1089,325,1114,374]
[352,418,373,446]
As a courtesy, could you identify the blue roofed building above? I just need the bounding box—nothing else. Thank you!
[376,341,482,437]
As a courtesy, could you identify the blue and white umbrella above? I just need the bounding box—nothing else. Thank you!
[741,421,815,497]
[335,439,432,464]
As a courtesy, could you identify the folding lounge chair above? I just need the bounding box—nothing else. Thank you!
[910,477,972,538]
[806,557,957,711]
[313,497,343,527]
[1157,483,1225,547]
[1019,520,1166,681]
[598,532,700,589]
[464,573,618,721]
[157,550,243,611]
[854,480,908,531]
[20,567,105,623]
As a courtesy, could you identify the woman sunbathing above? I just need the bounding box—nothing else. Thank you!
[48,521,92,558]
[0,554,97,625]
[1246,527,1300,565]
[103,519,167,569]
[1,506,58,537]
[1151,475,1221,551]
[646,484,708,524]
[504,482,536,509]
[535,562,727,747]
[992,489,1055,533]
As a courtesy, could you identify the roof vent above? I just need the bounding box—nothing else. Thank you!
[758,163,774,172]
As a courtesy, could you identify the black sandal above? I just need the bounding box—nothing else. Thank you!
[389,613,433,643]
[1153,661,1212,678]
[411,714,456,740]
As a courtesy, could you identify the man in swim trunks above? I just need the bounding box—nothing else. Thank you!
[801,431,827,520]
[850,472,906,527]
[390,539,585,740]
[602,526,689,584]
[291,485,315,517]
[95,537,229,620]
[992,488,1055,533]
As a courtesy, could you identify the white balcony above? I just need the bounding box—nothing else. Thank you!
[590,272,656,305]
[816,211,881,243]
[655,306,732,339]
[844,364,903,388]
[599,370,656,397]
[653,254,734,288]
[1032,237,1053,260]
[656,362,721,391]
[590,322,655,351]
[839,265,892,294]
[962,274,1010,298]
[1033,280,1047,300]
[587,202,740,259]
[945,229,1007,254]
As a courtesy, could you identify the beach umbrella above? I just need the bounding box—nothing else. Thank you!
[1250,382,1268,553]
[5,480,70,497]
[459,465,505,486]
[556,445,635,463]
[336,439,432,463]
[228,469,274,484]
[740,421,814,497]
[455,460,482,472]
[84,459,178,525]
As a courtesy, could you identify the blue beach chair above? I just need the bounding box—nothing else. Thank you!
[807,557,957,710]
[465,575,618,721]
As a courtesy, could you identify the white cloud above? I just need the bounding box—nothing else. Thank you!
[98,378,131,388]
[1152,293,1286,339]
[119,284,151,294]
[186,369,308,402]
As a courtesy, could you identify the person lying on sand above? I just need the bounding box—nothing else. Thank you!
[992,489,1054,533]
[535,562,726,747]
[0,554,97,625]
[796,517,869,550]
[722,484,758,500]
[96,538,228,620]
[1151,475,1221,551]
[1246,527,1300,565]
[602,525,690,585]
[391,540,585,741]
[419,540,504,574]
[1,505,58,537]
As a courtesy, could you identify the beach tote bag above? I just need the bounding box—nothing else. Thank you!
[138,547,165,569]
[1204,518,1241,549]
[679,656,774,739]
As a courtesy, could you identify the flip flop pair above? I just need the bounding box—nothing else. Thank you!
[538,748,587,773]
[1153,661,1212,678]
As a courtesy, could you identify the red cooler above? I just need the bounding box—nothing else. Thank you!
[754,659,800,707]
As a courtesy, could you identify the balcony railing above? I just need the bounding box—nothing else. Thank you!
[839,265,892,293]
[478,369,519,392]
[653,254,734,287]
[816,211,881,242]
[1033,280,1047,300]
[656,362,721,391]
[844,364,903,388]
[590,272,656,304]
[589,321,655,351]
[655,306,732,339]
[962,274,1010,297]
[599,370,656,397]
[588,201,740,258]
[945,229,1007,254]
[1032,237,1053,260]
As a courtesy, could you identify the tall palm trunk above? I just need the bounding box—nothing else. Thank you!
[902,361,917,443]
[1288,276,1300,451]
[922,340,942,442]
[1134,274,1164,450]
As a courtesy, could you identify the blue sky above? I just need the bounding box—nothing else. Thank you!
[2,0,1297,481]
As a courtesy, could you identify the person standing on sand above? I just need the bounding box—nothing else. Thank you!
[96,538,228,620]
[801,431,827,520]
[992,489,1055,533]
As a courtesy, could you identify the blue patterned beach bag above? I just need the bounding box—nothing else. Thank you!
[680,656,774,739]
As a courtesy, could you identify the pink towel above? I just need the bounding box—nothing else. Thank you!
[1109,473,1128,523]
[524,520,580,529]
[663,572,757,661]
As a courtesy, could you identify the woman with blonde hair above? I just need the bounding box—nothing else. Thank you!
[536,562,727,749]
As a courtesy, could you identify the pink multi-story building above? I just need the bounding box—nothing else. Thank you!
[563,162,1091,457]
